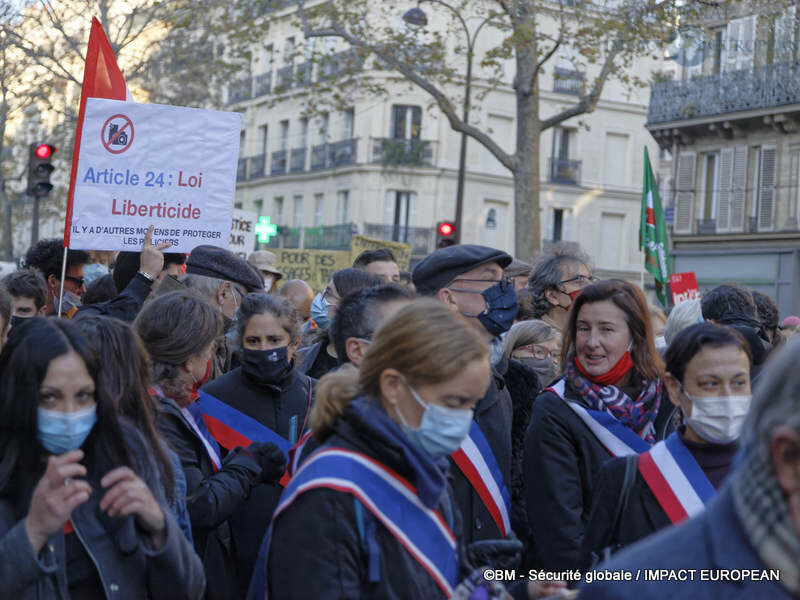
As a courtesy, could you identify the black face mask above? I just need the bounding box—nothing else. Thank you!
[241,346,292,386]
[9,315,30,328]
[516,356,558,387]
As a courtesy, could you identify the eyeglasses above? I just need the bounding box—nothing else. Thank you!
[64,275,85,287]
[515,343,556,360]
[322,287,340,306]
[448,277,510,293]
[558,274,598,286]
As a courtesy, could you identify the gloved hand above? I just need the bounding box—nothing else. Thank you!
[246,442,287,483]
[467,536,524,572]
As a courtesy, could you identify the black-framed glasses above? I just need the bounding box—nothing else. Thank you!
[64,275,85,287]
[558,274,598,286]
[322,287,340,306]
[448,277,511,293]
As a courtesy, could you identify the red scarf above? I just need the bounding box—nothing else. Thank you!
[574,351,634,386]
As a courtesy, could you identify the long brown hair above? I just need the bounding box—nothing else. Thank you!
[311,299,488,438]
[561,279,664,382]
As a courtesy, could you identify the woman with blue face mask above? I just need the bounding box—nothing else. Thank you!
[582,322,752,567]
[201,292,314,595]
[256,300,521,600]
[0,317,204,599]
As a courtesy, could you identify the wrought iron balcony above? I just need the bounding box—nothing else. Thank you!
[271,150,287,175]
[648,60,800,125]
[303,223,358,251]
[319,49,363,80]
[275,65,293,90]
[553,67,581,95]
[696,218,716,235]
[371,138,435,167]
[548,157,581,185]
[228,77,252,104]
[309,140,358,170]
[363,223,434,256]
[254,72,271,97]
[248,154,266,179]
[290,147,307,173]
[236,158,248,181]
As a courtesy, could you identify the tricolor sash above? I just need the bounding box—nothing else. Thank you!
[546,379,651,456]
[271,447,459,597]
[194,391,292,456]
[637,432,716,524]
[288,429,313,478]
[451,421,512,537]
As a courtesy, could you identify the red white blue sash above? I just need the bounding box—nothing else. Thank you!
[288,429,313,478]
[638,432,716,524]
[451,421,512,537]
[273,447,459,597]
[194,391,292,456]
[546,379,651,457]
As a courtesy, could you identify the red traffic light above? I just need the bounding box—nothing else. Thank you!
[438,222,454,236]
[35,144,56,159]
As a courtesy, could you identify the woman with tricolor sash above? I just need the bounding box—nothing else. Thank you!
[582,322,751,566]
[263,300,510,599]
[201,292,314,594]
[523,280,676,572]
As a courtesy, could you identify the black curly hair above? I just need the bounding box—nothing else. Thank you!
[24,239,90,281]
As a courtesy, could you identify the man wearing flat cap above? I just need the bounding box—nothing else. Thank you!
[181,245,264,380]
[413,245,538,552]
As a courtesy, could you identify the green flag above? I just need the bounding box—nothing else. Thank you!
[640,146,670,306]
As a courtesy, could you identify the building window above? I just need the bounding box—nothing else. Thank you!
[336,190,350,224]
[320,112,329,144]
[284,37,295,66]
[392,105,422,139]
[234,201,243,210]
[253,198,263,216]
[279,120,289,151]
[552,208,564,241]
[299,118,308,149]
[258,125,268,156]
[314,193,324,226]
[384,191,418,241]
[293,195,303,227]
[273,197,284,225]
[712,29,723,73]
[343,108,354,140]
[702,152,719,220]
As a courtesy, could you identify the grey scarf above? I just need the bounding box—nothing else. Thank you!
[732,445,800,595]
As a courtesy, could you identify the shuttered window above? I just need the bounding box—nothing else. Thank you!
[674,152,697,234]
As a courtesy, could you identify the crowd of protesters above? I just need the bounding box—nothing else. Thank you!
[0,228,798,600]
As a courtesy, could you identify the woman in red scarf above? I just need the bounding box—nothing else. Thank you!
[522,279,675,572]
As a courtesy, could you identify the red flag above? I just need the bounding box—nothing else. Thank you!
[64,17,131,247]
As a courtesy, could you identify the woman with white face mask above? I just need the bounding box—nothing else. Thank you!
[253,300,538,600]
[582,322,752,566]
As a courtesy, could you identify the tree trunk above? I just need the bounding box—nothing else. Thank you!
[0,188,12,262]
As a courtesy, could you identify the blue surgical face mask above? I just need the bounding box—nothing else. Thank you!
[454,279,519,337]
[395,378,473,460]
[83,263,109,285]
[37,405,97,455]
[310,292,331,330]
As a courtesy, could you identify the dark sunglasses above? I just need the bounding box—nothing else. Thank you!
[64,275,85,287]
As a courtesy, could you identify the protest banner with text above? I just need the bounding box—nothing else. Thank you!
[229,209,257,259]
[68,98,240,252]
[274,249,352,292]
[350,235,412,271]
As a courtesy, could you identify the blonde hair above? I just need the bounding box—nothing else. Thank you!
[311,299,488,438]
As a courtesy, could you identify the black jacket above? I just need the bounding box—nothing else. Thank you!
[522,376,676,572]
[267,398,464,600]
[447,361,514,544]
[202,365,314,595]
[0,422,205,600]
[75,271,153,323]
[154,392,262,600]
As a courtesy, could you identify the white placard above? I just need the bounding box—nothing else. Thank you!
[229,208,257,259]
[68,98,241,252]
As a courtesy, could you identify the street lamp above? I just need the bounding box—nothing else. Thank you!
[402,1,493,245]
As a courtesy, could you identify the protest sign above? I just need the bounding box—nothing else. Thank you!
[670,272,701,305]
[68,97,240,252]
[350,234,412,271]
[274,249,351,292]
[229,209,257,259]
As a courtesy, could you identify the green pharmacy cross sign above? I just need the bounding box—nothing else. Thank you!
[255,216,278,243]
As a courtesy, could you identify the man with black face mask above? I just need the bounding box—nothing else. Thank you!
[413,246,536,568]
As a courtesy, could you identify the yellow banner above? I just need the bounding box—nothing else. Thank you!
[350,234,412,271]
[274,249,351,292]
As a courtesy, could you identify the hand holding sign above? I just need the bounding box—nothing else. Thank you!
[140,225,173,280]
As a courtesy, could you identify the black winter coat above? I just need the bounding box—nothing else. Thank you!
[154,392,263,600]
[522,376,676,572]
[201,365,314,595]
[75,271,153,323]
[0,422,205,600]
[447,361,514,544]
[267,398,465,600]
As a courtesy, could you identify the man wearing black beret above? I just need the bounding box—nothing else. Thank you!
[413,244,538,559]
[181,245,265,380]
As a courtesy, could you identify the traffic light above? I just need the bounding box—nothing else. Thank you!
[27,143,57,195]
[436,221,456,248]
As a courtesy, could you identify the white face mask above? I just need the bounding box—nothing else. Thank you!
[683,390,752,444]
[263,275,274,291]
